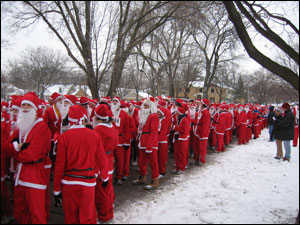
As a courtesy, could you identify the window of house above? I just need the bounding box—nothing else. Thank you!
[211,88,214,93]
[210,98,215,103]
[199,88,202,93]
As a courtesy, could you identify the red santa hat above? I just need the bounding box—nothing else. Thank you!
[1,101,9,111]
[89,99,97,106]
[112,96,121,104]
[157,107,166,117]
[175,98,184,107]
[158,100,167,108]
[68,105,85,125]
[49,92,62,102]
[176,107,186,115]
[156,96,163,102]
[21,92,40,111]
[11,96,22,110]
[80,96,89,105]
[201,99,210,107]
[95,104,111,120]
[194,99,201,103]
[163,96,171,102]
[64,95,78,105]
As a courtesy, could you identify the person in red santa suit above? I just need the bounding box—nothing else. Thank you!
[215,105,227,152]
[192,99,211,165]
[132,97,160,190]
[224,105,231,146]
[157,106,171,178]
[236,104,247,144]
[93,104,118,223]
[111,96,131,185]
[1,104,14,224]
[245,105,253,144]
[172,105,190,175]
[128,101,139,166]
[53,105,109,224]
[158,100,172,154]
[4,93,51,224]
[209,104,218,150]
[189,103,198,159]
[252,107,260,139]
[292,105,299,147]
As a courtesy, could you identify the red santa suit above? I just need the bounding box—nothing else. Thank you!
[209,108,218,149]
[173,107,190,172]
[246,107,253,143]
[293,106,299,147]
[53,105,109,224]
[236,105,247,144]
[252,109,260,139]
[224,109,233,146]
[111,98,131,181]
[215,107,226,152]
[190,107,199,161]
[138,100,159,180]
[193,104,210,164]
[93,104,118,222]
[6,94,51,224]
[157,107,171,175]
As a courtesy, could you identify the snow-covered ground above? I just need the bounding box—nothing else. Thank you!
[112,129,299,224]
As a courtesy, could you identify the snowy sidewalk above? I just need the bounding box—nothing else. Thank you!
[112,129,299,224]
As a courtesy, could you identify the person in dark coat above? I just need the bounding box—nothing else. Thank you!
[274,103,295,162]
[267,106,276,142]
[273,109,283,159]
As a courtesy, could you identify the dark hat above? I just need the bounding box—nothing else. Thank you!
[281,103,290,110]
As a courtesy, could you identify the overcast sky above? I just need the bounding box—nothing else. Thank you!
[1,1,299,76]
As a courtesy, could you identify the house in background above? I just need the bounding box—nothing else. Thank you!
[1,83,25,101]
[178,81,234,103]
[123,90,152,101]
[43,84,92,101]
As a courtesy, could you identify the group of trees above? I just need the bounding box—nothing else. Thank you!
[1,1,298,102]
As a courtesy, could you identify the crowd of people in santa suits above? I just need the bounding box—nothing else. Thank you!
[1,92,299,224]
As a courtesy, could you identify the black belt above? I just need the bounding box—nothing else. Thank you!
[23,158,44,165]
[64,174,95,179]
[142,132,151,134]
[64,168,94,173]
[119,134,123,136]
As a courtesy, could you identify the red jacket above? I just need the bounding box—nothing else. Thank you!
[215,112,227,135]
[6,118,51,190]
[158,114,172,143]
[237,111,247,127]
[54,125,108,195]
[113,110,131,147]
[43,105,61,140]
[193,108,210,140]
[174,115,190,141]
[139,113,159,153]
[225,112,233,131]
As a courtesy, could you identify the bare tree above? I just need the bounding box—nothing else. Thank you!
[190,2,240,99]
[106,1,182,97]
[223,1,299,91]
[7,46,68,98]
[7,1,117,99]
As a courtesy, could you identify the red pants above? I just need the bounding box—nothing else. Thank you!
[174,140,188,171]
[45,167,51,223]
[62,185,96,224]
[14,185,46,224]
[253,124,260,138]
[138,149,159,180]
[209,128,216,148]
[238,125,247,144]
[246,127,252,143]
[95,177,114,222]
[293,126,299,146]
[158,142,168,174]
[114,146,130,180]
[217,134,225,152]
[224,130,230,145]
[194,138,208,164]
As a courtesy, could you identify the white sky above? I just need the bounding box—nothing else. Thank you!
[112,129,299,224]
[1,1,299,76]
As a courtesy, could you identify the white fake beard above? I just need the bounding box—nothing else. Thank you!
[139,108,150,127]
[190,108,196,119]
[17,108,36,135]
[111,103,120,116]
[92,116,98,128]
[88,106,92,116]
[56,102,64,115]
[61,104,70,120]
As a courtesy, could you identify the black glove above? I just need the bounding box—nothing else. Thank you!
[85,124,93,130]
[102,180,109,189]
[11,137,19,144]
[247,125,250,128]
[123,145,130,150]
[54,193,62,207]
[21,143,30,150]
[174,134,179,140]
